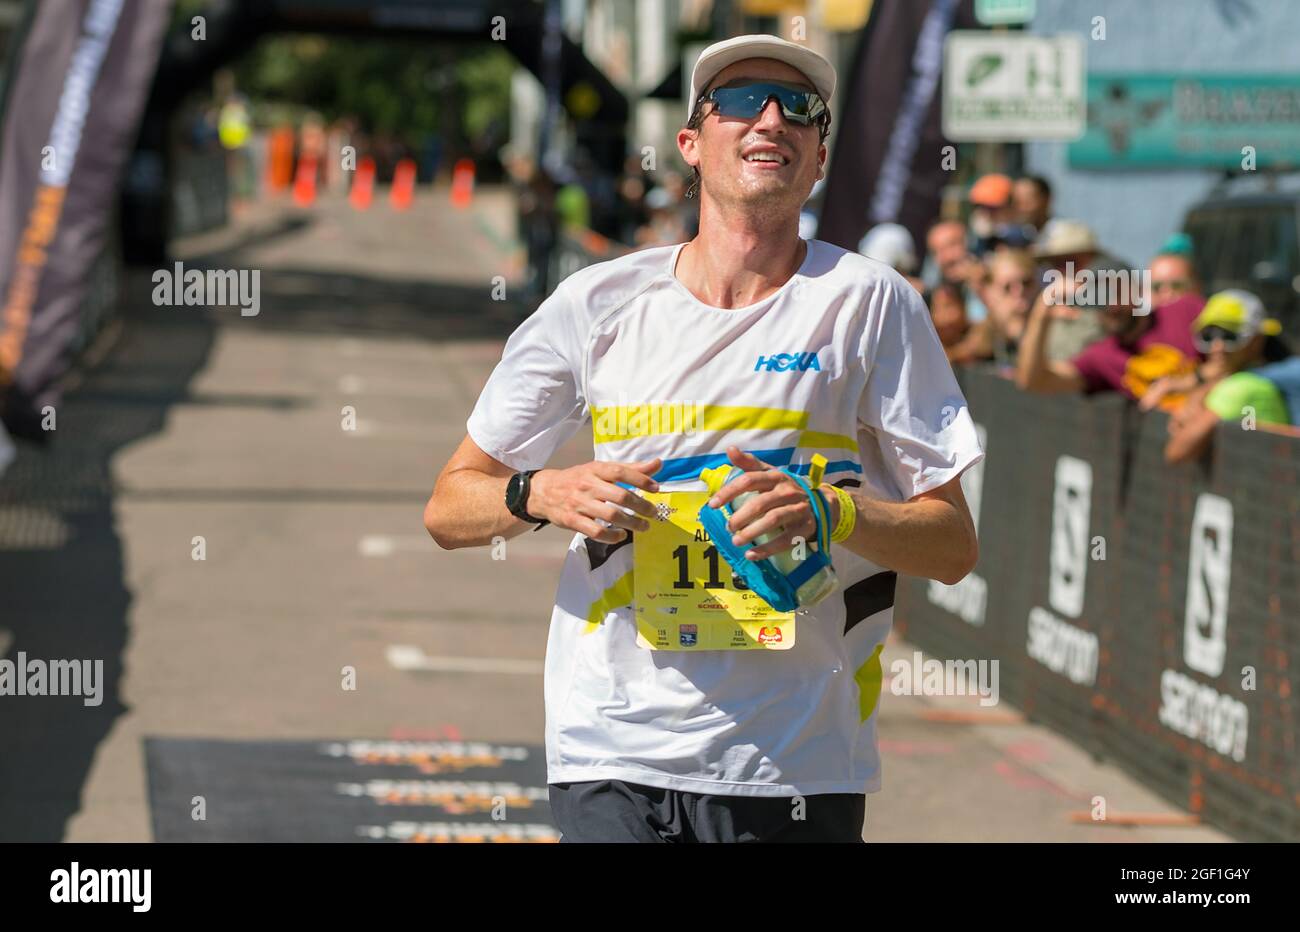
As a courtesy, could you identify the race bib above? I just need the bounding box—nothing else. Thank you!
[632,491,795,650]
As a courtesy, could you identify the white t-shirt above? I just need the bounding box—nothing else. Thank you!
[467,238,983,797]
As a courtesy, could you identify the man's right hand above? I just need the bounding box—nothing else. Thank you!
[530,459,663,543]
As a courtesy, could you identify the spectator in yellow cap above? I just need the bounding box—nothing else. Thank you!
[1165,289,1298,463]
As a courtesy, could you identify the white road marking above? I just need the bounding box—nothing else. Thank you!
[338,373,435,397]
[359,534,431,556]
[386,644,544,675]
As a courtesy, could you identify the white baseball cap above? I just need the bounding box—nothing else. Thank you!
[687,34,836,121]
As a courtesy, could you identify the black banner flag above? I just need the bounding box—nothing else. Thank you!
[0,0,172,438]
[818,0,978,256]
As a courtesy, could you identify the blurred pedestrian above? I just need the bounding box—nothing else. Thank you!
[1165,290,1299,461]
[1025,219,1108,359]
[969,173,1032,254]
[1148,251,1201,310]
[977,248,1038,368]
[1012,175,1052,237]
[927,282,971,358]
[925,219,989,324]
[634,186,690,246]
[858,222,918,275]
[1016,240,1205,407]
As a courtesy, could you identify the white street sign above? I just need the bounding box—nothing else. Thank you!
[943,31,1085,141]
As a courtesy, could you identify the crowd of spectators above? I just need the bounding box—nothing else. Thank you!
[855,172,1300,464]
[515,151,1299,466]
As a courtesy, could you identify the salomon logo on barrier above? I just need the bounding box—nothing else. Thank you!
[754,353,821,372]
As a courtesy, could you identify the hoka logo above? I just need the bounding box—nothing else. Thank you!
[754,352,821,372]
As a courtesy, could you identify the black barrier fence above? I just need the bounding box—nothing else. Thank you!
[895,368,1300,841]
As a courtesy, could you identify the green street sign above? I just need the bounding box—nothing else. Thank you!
[976,0,1036,26]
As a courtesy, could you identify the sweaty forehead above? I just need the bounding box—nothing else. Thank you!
[708,58,814,92]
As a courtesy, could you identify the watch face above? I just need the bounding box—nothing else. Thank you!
[506,472,525,511]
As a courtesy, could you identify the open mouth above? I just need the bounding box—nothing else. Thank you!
[741,151,790,167]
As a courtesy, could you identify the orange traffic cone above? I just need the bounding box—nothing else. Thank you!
[292,154,318,207]
[390,157,416,210]
[450,158,475,209]
[266,126,295,193]
[349,156,375,210]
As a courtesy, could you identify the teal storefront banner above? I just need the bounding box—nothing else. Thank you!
[1069,74,1300,169]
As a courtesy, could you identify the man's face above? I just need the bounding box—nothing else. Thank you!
[927,222,971,282]
[929,288,968,346]
[984,257,1035,322]
[1149,255,1199,309]
[678,58,826,219]
[1202,332,1263,378]
[1013,179,1049,228]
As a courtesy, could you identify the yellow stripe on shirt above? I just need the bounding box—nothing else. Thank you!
[591,404,811,445]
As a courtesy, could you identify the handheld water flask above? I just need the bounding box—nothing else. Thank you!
[696,454,839,613]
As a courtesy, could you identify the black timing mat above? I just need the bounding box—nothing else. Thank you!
[144,737,559,842]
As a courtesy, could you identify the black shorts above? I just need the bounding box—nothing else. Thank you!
[549,779,866,843]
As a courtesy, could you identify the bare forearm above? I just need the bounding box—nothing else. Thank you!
[833,489,977,585]
[1014,298,1053,390]
[1015,302,1083,394]
[1165,408,1219,464]
[424,469,529,549]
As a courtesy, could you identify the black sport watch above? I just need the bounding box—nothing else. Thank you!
[505,470,548,528]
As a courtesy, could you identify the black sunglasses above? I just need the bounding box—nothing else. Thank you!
[1194,325,1249,352]
[698,80,828,127]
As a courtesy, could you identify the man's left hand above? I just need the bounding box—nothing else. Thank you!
[705,446,831,561]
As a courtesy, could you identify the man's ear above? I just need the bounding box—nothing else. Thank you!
[677,127,700,171]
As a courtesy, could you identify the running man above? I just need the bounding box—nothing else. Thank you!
[424,35,983,843]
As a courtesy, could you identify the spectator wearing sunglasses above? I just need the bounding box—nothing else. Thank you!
[978,249,1039,368]
[1165,290,1298,462]
[1148,252,1201,310]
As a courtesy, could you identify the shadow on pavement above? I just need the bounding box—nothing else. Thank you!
[0,271,216,841]
[0,222,527,839]
[238,267,528,342]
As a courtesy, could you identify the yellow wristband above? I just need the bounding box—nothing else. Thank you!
[827,485,856,543]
